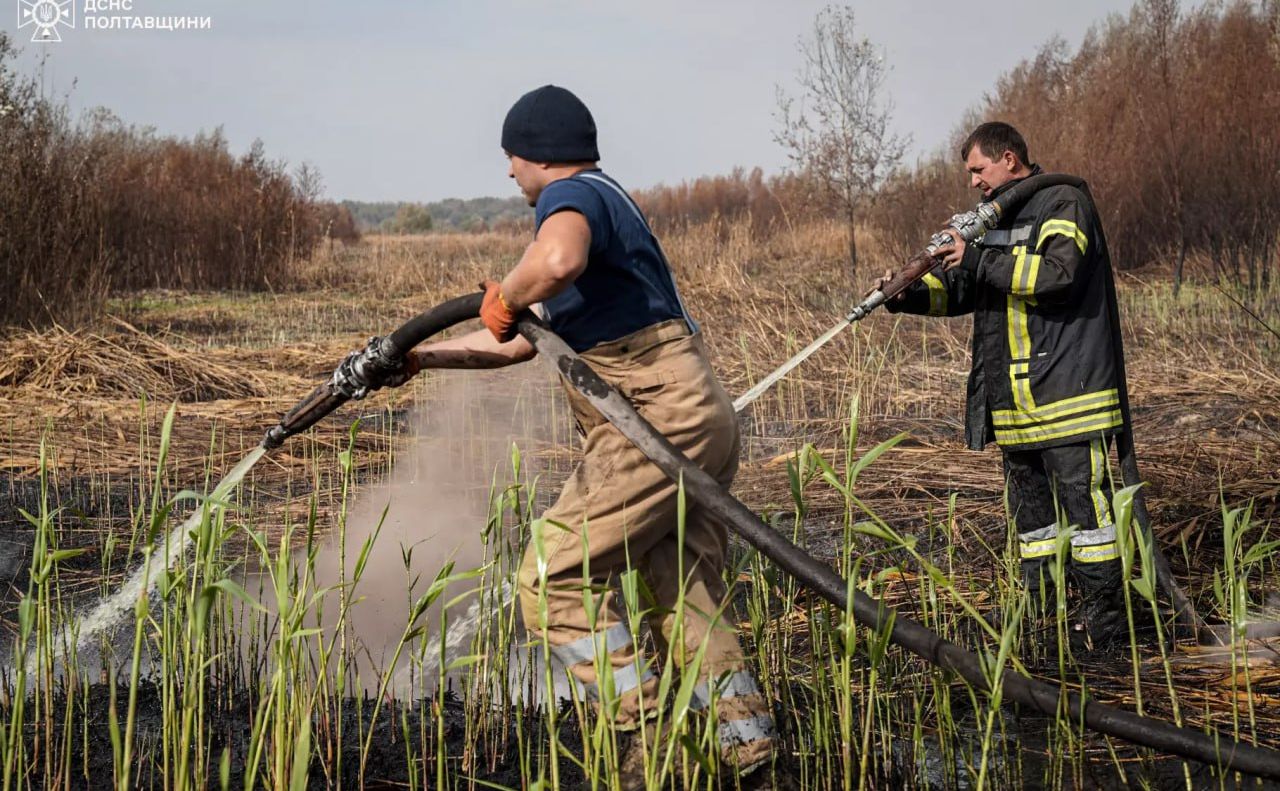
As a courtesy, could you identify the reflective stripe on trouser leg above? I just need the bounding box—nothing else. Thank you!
[1070,524,1118,564]
[1071,524,1125,643]
[545,621,656,703]
[1088,438,1114,530]
[719,715,777,745]
[687,668,775,759]
[689,669,761,711]
[1018,525,1059,561]
[1019,524,1059,613]
[548,621,633,667]
[580,657,656,701]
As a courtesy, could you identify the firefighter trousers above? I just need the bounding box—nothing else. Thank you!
[1004,437,1125,638]
[517,320,774,758]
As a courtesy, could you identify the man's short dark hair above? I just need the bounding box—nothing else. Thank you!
[961,122,1030,166]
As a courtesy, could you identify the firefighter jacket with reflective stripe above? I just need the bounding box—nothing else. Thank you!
[888,172,1124,451]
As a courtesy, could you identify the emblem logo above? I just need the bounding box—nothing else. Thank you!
[18,0,74,42]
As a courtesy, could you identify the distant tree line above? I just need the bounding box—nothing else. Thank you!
[632,167,787,233]
[342,196,531,234]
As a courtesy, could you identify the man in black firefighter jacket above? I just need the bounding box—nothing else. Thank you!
[879,122,1127,648]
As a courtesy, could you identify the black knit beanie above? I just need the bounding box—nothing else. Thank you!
[501,85,599,163]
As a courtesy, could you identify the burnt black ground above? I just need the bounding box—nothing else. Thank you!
[10,681,830,789]
[15,681,583,790]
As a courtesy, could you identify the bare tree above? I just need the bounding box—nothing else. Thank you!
[775,5,909,276]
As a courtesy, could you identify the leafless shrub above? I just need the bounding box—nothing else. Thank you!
[774,4,909,276]
[0,34,332,328]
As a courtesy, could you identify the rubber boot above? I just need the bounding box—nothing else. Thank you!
[1071,556,1126,651]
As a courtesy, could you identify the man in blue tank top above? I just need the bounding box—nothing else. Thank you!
[401,85,774,785]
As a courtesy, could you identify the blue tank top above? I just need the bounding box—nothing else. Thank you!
[534,170,696,353]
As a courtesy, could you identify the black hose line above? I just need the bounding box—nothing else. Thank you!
[384,292,485,358]
[987,173,1082,218]
[516,312,1280,781]
[262,293,484,449]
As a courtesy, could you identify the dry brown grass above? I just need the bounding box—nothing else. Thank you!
[0,319,269,402]
[6,218,1276,511]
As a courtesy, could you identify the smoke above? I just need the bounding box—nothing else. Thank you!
[289,364,563,694]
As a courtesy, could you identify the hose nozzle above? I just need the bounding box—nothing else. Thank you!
[845,290,886,323]
[260,336,404,450]
[926,203,1002,256]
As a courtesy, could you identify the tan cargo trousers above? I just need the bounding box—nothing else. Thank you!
[517,319,774,756]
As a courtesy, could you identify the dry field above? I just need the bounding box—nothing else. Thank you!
[0,221,1277,789]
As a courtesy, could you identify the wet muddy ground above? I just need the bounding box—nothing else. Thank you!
[2,468,1271,790]
[11,678,1264,789]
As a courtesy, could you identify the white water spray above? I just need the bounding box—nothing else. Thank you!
[30,445,267,671]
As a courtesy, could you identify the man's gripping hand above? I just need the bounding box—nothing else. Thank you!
[867,269,907,302]
[934,229,966,270]
[479,279,519,343]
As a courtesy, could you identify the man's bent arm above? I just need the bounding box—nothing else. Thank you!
[977,197,1091,304]
[413,328,535,370]
[499,210,591,311]
[408,207,590,370]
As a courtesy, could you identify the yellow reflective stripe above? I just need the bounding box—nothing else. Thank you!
[1088,439,1113,528]
[1020,254,1041,296]
[1005,295,1032,360]
[1017,376,1034,412]
[1072,542,1118,563]
[1037,219,1087,255]
[1011,245,1026,294]
[921,272,948,316]
[1010,243,1042,297]
[1005,256,1034,412]
[1005,294,1022,360]
[1019,538,1058,559]
[1008,361,1034,413]
[992,388,1120,427]
[994,409,1123,445]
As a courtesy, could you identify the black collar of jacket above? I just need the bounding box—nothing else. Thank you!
[981,163,1044,204]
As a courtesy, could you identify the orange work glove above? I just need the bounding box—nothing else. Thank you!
[479,279,518,343]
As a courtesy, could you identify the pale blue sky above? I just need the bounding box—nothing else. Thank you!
[9,0,1136,201]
